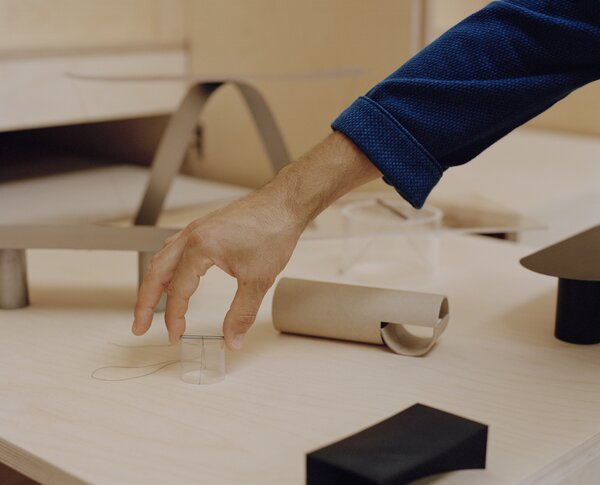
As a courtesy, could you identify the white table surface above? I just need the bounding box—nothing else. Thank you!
[1,219,600,484]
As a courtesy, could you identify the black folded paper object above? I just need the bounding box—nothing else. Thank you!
[520,225,600,344]
[307,404,488,485]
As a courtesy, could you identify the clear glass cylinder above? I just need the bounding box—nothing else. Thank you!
[180,335,225,385]
[340,197,443,283]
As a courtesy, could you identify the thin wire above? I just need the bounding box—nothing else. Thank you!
[91,360,179,381]
[198,337,206,385]
[92,335,223,382]
[108,342,174,348]
[180,335,224,340]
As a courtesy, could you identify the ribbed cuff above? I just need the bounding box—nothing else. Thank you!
[332,96,443,208]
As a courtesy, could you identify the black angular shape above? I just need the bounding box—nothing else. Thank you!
[306,403,488,485]
[554,279,600,344]
[520,225,600,344]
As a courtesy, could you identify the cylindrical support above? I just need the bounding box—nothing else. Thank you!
[0,249,29,309]
[138,251,166,312]
[555,278,600,344]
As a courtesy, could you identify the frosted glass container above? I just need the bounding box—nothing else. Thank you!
[180,335,225,385]
[340,197,443,281]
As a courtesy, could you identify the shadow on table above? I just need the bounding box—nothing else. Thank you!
[0,462,39,485]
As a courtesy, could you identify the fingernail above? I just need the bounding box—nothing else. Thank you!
[131,320,139,335]
[231,333,245,350]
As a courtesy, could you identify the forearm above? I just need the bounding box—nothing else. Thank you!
[333,0,600,208]
[260,131,381,229]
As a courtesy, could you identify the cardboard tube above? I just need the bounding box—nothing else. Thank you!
[272,278,449,356]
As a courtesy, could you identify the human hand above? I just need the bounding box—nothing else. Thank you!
[131,188,305,350]
[131,131,380,349]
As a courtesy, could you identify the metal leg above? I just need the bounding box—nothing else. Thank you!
[138,251,166,312]
[0,249,29,309]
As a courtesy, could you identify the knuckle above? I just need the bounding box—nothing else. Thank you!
[145,260,160,278]
[134,302,150,314]
[186,229,208,249]
[165,284,179,297]
[234,313,256,330]
[238,276,272,295]
[164,233,179,246]
[145,261,170,288]
[253,275,275,293]
[186,219,203,231]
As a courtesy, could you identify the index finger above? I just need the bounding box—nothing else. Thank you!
[132,239,186,336]
[165,248,213,343]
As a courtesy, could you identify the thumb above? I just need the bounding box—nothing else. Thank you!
[223,279,269,350]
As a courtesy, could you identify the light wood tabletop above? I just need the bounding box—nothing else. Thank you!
[429,127,600,248]
[1,226,600,484]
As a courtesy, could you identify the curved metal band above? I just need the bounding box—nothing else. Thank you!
[134,80,291,226]
[0,82,289,310]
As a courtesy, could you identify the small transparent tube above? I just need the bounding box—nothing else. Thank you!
[180,335,225,384]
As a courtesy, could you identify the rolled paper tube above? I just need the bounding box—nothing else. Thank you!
[272,278,449,356]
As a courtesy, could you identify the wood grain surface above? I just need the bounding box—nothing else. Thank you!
[1,229,600,484]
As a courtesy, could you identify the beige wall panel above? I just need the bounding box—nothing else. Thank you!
[0,0,187,54]
[530,83,600,137]
[428,0,488,41]
[187,0,413,188]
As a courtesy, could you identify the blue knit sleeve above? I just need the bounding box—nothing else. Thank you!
[332,0,600,208]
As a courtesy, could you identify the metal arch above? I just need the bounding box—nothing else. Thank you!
[134,80,291,227]
[233,81,290,174]
[0,82,291,311]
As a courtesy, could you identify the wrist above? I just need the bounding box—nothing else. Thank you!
[267,131,381,229]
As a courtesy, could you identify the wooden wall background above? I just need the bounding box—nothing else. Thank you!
[0,0,597,189]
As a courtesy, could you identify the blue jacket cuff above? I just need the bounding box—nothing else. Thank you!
[331,96,443,208]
